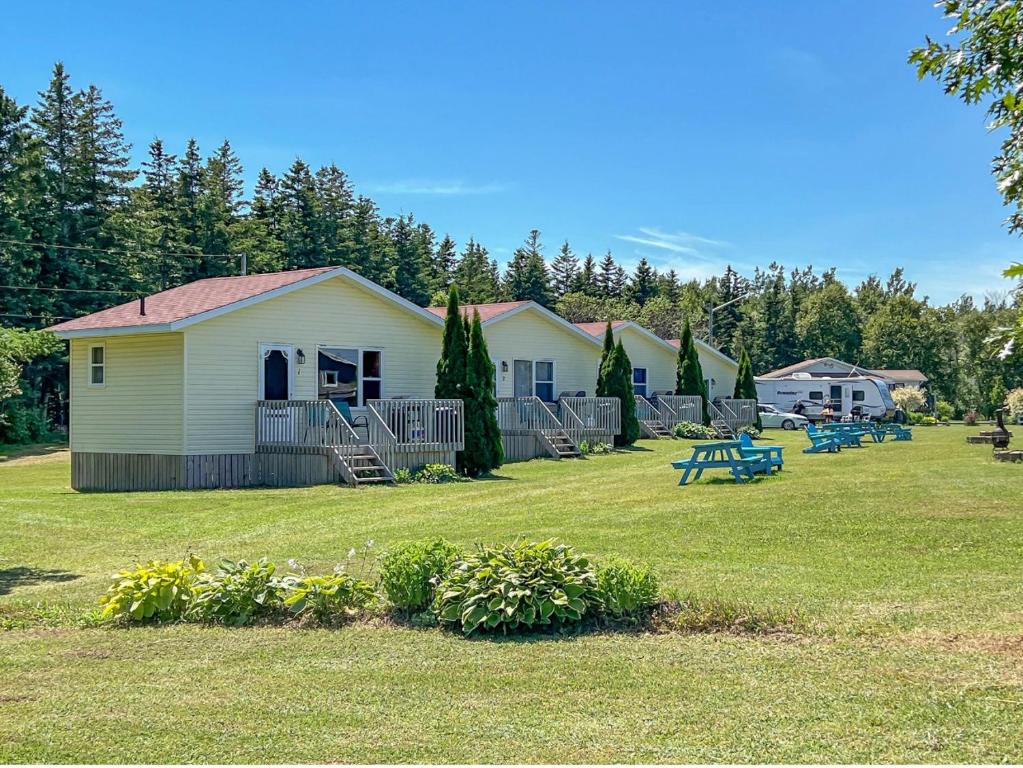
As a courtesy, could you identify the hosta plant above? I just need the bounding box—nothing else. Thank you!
[99,556,205,623]
[673,421,715,439]
[280,570,376,624]
[433,539,598,635]
[189,558,283,626]
[595,556,660,620]
[379,538,462,612]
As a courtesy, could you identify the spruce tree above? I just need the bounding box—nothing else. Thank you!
[576,253,599,296]
[390,214,431,306]
[461,309,504,477]
[550,240,579,297]
[435,285,467,399]
[453,238,499,303]
[431,234,457,294]
[628,257,658,305]
[732,345,762,429]
[503,229,551,305]
[676,318,709,425]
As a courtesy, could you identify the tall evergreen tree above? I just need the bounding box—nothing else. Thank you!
[348,195,393,287]
[138,138,186,289]
[601,341,640,446]
[596,322,615,393]
[278,158,320,270]
[628,257,658,305]
[732,345,762,429]
[504,229,551,305]
[390,214,431,306]
[435,285,467,399]
[431,234,457,295]
[453,238,500,304]
[576,253,599,296]
[315,162,355,268]
[597,251,621,298]
[462,309,503,477]
[550,240,579,297]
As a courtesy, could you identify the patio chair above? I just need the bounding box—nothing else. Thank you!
[803,424,840,454]
[738,432,784,470]
[330,398,369,439]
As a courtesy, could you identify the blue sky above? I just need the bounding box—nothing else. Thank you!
[2,1,1019,303]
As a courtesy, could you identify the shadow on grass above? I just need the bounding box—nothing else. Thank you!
[0,442,68,463]
[0,566,81,596]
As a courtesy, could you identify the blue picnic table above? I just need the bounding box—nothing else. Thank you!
[671,440,773,486]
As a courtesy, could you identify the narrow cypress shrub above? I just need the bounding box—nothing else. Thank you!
[462,310,504,477]
[604,341,640,446]
[732,346,762,429]
[435,285,467,399]
[675,318,710,425]
[596,322,615,395]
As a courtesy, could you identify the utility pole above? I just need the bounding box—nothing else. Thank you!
[240,252,247,276]
[706,294,747,348]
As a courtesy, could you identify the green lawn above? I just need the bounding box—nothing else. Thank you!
[1,428,1021,762]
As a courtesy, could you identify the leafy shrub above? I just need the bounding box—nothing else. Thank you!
[379,538,462,611]
[280,570,376,624]
[891,387,926,413]
[189,558,283,626]
[434,539,598,634]
[738,425,761,439]
[393,467,415,484]
[920,415,938,426]
[673,421,715,439]
[1007,387,1023,420]
[99,556,205,623]
[935,400,955,422]
[594,557,659,620]
[963,409,980,426]
[579,440,614,455]
[415,463,460,484]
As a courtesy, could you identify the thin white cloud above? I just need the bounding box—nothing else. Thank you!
[614,227,732,259]
[366,179,505,196]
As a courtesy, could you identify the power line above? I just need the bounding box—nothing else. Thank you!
[1,313,72,321]
[0,236,236,260]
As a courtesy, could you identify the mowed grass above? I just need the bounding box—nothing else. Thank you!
[1,427,1021,762]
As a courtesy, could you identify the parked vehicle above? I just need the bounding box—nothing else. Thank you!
[757,403,809,430]
[755,374,897,421]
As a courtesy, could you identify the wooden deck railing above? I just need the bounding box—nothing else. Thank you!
[558,397,621,443]
[709,398,758,433]
[654,395,703,427]
[634,395,659,422]
[367,399,464,451]
[496,396,562,436]
[255,399,362,456]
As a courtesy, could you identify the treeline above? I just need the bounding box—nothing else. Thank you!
[1,64,1022,441]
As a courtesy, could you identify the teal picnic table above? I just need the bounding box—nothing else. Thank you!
[671,440,772,486]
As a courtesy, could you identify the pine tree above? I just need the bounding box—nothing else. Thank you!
[597,251,620,297]
[732,345,761,429]
[676,318,709,425]
[348,195,393,287]
[138,138,186,289]
[194,139,244,278]
[628,257,658,305]
[431,234,457,294]
[462,309,504,477]
[315,162,355,268]
[390,214,431,306]
[249,167,284,271]
[550,240,579,297]
[576,253,599,296]
[278,158,320,270]
[504,229,551,305]
[435,285,467,399]
[453,238,500,303]
[596,322,615,394]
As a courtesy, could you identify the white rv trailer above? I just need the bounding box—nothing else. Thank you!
[754,372,897,421]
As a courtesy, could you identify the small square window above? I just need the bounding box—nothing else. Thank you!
[809,391,823,401]
[852,390,865,402]
[321,370,339,387]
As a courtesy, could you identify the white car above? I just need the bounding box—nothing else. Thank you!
[758,404,809,430]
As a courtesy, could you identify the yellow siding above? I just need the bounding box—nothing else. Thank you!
[484,310,602,397]
[615,326,677,396]
[612,326,738,400]
[183,276,442,454]
[69,333,184,454]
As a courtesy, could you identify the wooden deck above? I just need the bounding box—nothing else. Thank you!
[497,396,620,459]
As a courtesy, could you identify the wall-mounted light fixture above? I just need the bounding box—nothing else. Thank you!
[296,349,306,365]
[501,361,509,373]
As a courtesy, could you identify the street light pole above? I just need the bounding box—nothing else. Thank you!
[706,294,747,348]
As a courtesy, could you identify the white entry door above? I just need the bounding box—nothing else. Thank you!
[258,343,295,444]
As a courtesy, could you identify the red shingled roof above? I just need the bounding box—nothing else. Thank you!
[425,301,528,322]
[48,267,339,333]
[572,321,628,337]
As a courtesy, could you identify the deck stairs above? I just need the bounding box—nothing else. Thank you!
[540,430,582,459]
[330,445,395,486]
[710,419,735,439]
[639,419,673,439]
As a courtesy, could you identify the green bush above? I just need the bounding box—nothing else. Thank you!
[99,556,205,623]
[379,538,462,611]
[280,571,376,624]
[935,400,955,422]
[579,440,614,455]
[415,463,460,484]
[433,539,598,634]
[673,421,715,439]
[393,467,415,484]
[189,558,283,626]
[738,425,761,439]
[595,557,660,620]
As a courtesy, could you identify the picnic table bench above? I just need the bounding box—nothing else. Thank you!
[671,440,773,485]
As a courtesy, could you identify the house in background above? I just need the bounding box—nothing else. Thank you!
[759,357,929,391]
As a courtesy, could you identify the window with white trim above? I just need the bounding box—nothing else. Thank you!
[534,360,555,402]
[632,367,648,398]
[89,344,105,386]
[362,350,382,401]
[317,347,383,406]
